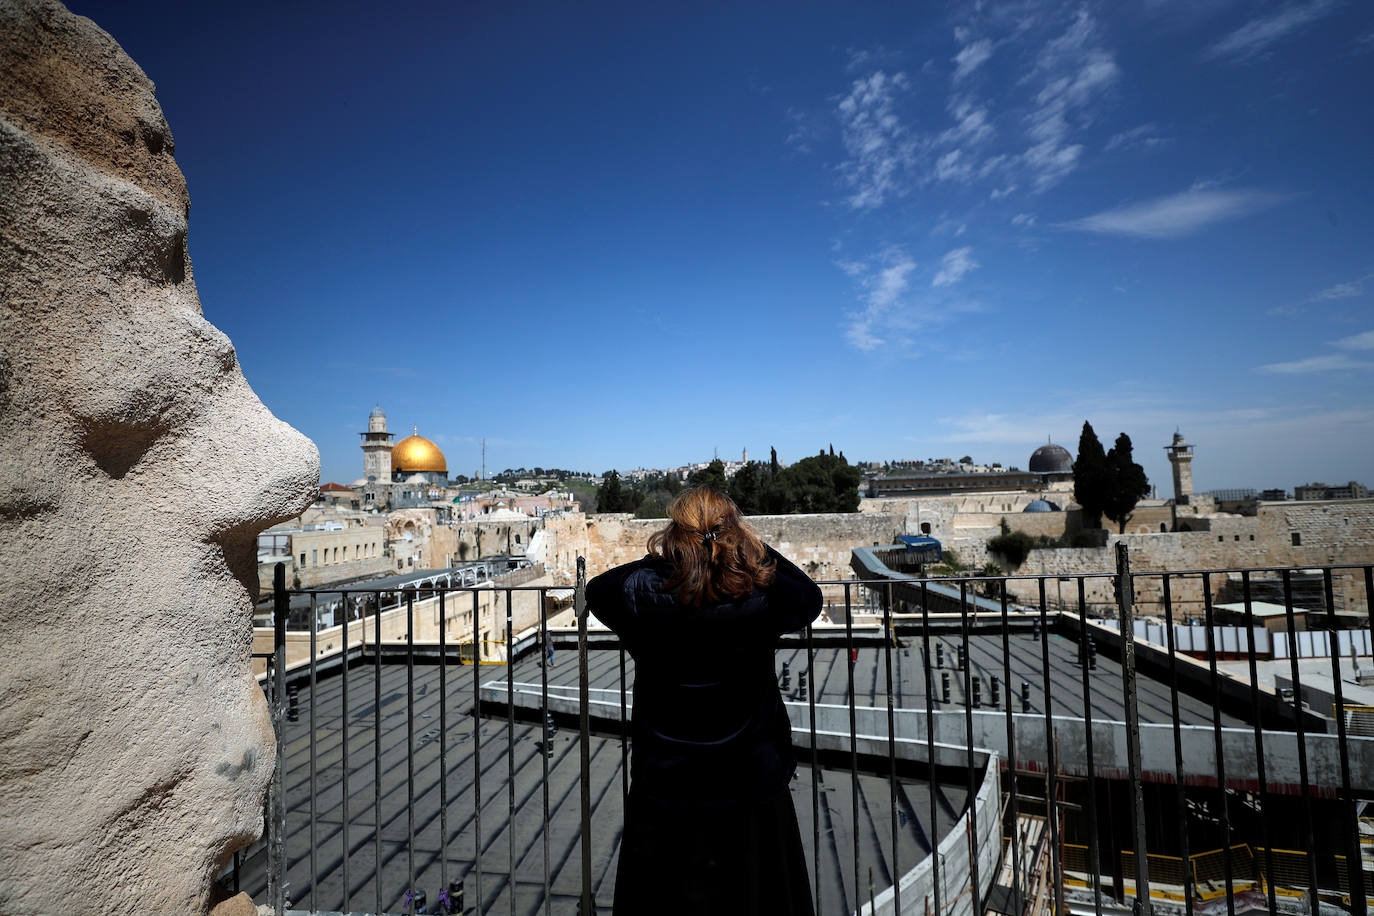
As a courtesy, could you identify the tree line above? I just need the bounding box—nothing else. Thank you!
[595,446,862,518]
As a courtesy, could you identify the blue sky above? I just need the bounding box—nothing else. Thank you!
[71,1,1374,492]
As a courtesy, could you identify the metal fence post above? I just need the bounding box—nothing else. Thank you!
[1115,543,1150,913]
[576,557,594,916]
[268,562,288,916]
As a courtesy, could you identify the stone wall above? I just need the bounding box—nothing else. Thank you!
[949,500,1374,617]
[582,511,906,585]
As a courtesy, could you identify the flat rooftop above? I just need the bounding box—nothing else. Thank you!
[235,648,970,915]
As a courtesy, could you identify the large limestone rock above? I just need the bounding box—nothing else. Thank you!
[0,2,320,912]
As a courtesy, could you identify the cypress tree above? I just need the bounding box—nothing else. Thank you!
[1074,421,1107,529]
[1104,433,1150,534]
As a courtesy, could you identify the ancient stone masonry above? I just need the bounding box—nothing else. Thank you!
[0,2,320,913]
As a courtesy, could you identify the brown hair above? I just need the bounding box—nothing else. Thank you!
[647,487,775,606]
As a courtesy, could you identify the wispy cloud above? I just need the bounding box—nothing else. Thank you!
[1335,329,1374,350]
[1204,0,1339,63]
[1313,273,1372,300]
[1011,212,1037,227]
[953,38,994,81]
[932,246,979,287]
[1021,9,1119,191]
[1267,271,1372,315]
[1258,353,1374,374]
[1258,328,1374,372]
[1061,187,1290,239]
[1105,123,1171,152]
[836,71,915,209]
[842,247,917,350]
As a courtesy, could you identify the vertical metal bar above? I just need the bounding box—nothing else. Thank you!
[1160,575,1192,916]
[845,582,860,910]
[341,594,351,913]
[958,580,980,913]
[882,581,901,916]
[1114,543,1150,912]
[1076,577,1103,916]
[999,581,1022,916]
[1201,573,1236,916]
[619,643,629,808]
[919,580,942,916]
[375,590,384,916]
[576,558,594,916]
[268,564,287,916]
[1036,577,1064,916]
[1324,567,1366,916]
[309,591,318,914]
[1240,572,1278,915]
[439,590,449,912]
[505,591,515,916]
[539,589,551,916]
[406,590,416,912]
[473,589,483,911]
[807,621,820,916]
[1281,570,1319,909]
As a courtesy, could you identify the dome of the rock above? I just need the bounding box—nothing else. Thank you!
[392,431,446,474]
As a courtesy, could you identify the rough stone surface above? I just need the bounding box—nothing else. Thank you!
[0,2,319,913]
[207,891,258,916]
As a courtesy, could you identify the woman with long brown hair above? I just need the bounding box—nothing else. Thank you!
[587,487,822,915]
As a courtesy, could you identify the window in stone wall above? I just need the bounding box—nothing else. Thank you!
[312,549,317,564]
[300,553,305,566]
[1292,532,1301,546]
[1218,536,1224,542]
[1249,535,1254,541]
[921,522,932,534]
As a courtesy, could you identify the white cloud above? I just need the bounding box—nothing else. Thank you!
[990,184,1018,199]
[1019,10,1119,191]
[841,248,917,349]
[1313,273,1373,300]
[933,246,979,287]
[953,38,994,81]
[1105,123,1171,152]
[1012,212,1037,227]
[935,149,974,182]
[1258,354,1374,374]
[1334,329,1374,351]
[940,97,995,147]
[1204,0,1339,63]
[836,71,915,210]
[1061,188,1290,239]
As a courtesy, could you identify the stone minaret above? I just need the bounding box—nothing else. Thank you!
[1165,431,1194,506]
[361,406,394,482]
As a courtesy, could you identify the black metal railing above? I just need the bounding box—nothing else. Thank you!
[233,548,1374,915]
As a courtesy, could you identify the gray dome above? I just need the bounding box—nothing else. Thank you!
[1023,499,1061,513]
[1029,443,1073,473]
[370,405,386,419]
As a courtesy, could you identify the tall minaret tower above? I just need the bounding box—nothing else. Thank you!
[1165,431,1194,505]
[361,406,394,482]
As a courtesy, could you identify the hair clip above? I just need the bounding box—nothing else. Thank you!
[702,530,717,542]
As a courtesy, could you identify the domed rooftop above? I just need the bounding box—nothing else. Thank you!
[1023,499,1061,513]
[370,405,386,419]
[392,427,447,474]
[1029,442,1073,474]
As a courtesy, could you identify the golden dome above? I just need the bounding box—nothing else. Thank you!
[391,427,447,474]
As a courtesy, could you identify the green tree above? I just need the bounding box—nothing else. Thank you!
[772,449,861,513]
[687,458,728,492]
[1073,421,1108,529]
[728,461,766,514]
[597,470,627,513]
[1103,432,1150,534]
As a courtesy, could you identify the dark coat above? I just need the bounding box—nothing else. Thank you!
[586,546,823,808]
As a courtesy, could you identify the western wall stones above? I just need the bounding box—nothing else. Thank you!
[0,1,320,913]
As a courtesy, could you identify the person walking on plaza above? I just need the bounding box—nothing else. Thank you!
[587,487,822,916]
